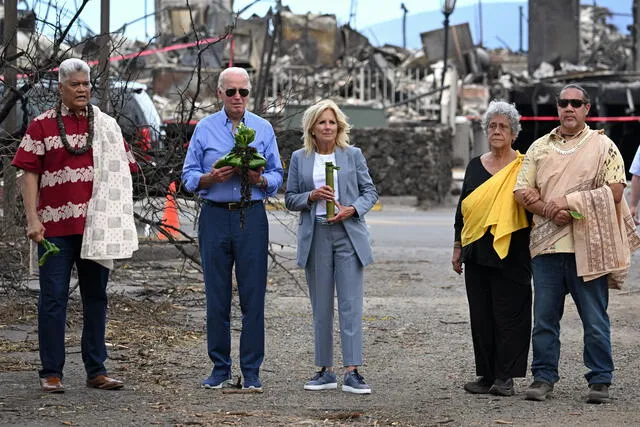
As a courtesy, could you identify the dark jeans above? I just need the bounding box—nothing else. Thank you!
[531,253,613,385]
[198,202,268,380]
[464,261,532,380]
[37,235,110,379]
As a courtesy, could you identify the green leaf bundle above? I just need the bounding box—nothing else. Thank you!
[214,123,266,169]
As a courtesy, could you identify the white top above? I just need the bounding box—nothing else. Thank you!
[313,152,339,216]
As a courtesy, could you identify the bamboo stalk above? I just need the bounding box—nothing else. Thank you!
[325,162,340,219]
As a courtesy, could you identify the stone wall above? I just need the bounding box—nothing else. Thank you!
[276,124,452,206]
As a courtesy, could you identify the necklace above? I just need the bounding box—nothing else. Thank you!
[549,130,592,155]
[56,102,94,156]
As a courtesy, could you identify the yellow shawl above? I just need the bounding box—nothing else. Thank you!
[461,153,528,259]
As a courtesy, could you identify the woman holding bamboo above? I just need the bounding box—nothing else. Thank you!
[285,99,378,394]
[453,100,535,396]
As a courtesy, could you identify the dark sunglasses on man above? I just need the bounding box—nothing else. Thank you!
[225,88,250,97]
[557,98,587,108]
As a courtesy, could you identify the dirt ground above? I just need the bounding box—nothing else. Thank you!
[2,237,640,426]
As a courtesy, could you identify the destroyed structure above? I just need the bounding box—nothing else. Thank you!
[151,0,640,201]
[2,0,640,205]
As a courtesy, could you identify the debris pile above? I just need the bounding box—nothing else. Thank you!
[2,2,636,130]
[580,5,631,71]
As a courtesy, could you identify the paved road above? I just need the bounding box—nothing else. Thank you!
[267,206,456,257]
[139,198,458,257]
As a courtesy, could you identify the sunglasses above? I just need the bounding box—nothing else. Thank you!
[225,88,249,97]
[557,98,587,108]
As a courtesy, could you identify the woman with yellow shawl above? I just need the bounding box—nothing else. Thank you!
[453,101,535,397]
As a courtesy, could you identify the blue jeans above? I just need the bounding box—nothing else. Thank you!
[198,202,268,380]
[38,235,110,379]
[531,254,613,385]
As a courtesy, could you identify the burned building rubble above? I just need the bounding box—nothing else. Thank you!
[3,0,640,205]
[91,1,640,193]
[439,1,640,172]
[116,2,459,203]
[140,3,453,127]
[511,2,640,171]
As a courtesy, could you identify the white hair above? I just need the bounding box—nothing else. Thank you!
[58,58,90,83]
[482,100,522,138]
[217,67,251,90]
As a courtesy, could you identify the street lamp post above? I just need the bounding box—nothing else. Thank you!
[440,0,457,94]
[401,3,408,49]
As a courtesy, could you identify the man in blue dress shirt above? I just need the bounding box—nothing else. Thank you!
[182,67,284,391]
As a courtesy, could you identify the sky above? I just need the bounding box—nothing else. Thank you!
[232,0,502,30]
[27,0,524,41]
[25,0,633,47]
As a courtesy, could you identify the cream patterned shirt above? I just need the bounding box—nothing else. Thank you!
[515,125,626,254]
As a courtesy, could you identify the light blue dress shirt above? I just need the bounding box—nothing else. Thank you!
[182,109,284,201]
[630,145,640,176]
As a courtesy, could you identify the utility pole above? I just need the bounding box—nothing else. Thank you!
[2,0,18,230]
[519,5,524,53]
[635,0,640,70]
[593,0,597,49]
[144,0,148,38]
[349,0,357,28]
[478,0,483,46]
[98,0,110,111]
[401,3,408,49]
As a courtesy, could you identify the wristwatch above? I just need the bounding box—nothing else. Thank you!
[257,176,267,189]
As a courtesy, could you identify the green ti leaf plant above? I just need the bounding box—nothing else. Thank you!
[568,210,584,220]
[214,123,266,169]
[38,238,60,267]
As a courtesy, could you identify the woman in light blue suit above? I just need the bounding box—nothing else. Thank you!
[285,99,378,394]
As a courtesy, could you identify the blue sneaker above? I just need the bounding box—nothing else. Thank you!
[342,369,371,394]
[201,374,233,389]
[242,377,263,392]
[304,368,338,391]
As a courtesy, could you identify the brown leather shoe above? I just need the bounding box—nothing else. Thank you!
[86,375,124,390]
[40,376,64,393]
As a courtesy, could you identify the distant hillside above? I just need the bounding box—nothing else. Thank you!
[361,0,632,50]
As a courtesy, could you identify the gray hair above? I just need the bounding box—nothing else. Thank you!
[58,58,90,83]
[558,83,591,104]
[481,100,522,138]
[217,67,251,90]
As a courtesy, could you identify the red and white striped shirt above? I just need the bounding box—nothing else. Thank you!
[11,104,138,237]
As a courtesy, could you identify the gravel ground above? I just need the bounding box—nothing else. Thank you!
[1,238,640,426]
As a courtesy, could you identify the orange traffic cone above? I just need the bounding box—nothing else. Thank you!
[158,181,180,240]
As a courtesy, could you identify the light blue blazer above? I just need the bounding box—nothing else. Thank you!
[285,145,379,268]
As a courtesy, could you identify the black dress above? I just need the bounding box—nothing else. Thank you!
[454,155,532,381]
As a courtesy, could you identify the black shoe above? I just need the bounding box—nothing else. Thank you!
[587,383,609,404]
[525,380,553,401]
[489,378,514,396]
[464,377,493,394]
